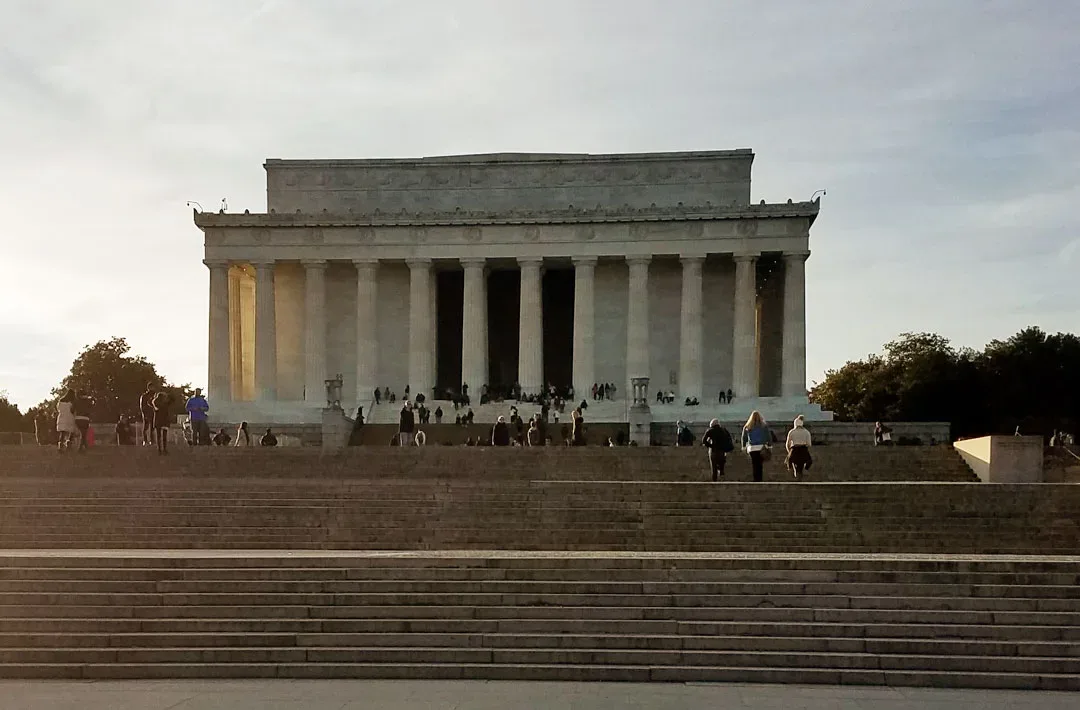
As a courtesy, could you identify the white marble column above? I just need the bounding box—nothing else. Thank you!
[354,259,379,405]
[228,269,243,400]
[626,256,651,389]
[781,250,810,398]
[732,253,758,399]
[571,256,597,400]
[302,260,327,406]
[407,258,433,399]
[517,257,544,395]
[678,255,704,402]
[252,260,277,402]
[205,260,232,404]
[461,258,488,394]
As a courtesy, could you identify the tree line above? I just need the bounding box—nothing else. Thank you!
[808,327,1079,439]
[2,328,1077,441]
[2,337,191,439]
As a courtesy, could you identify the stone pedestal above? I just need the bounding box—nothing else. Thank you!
[321,406,351,452]
[628,376,652,447]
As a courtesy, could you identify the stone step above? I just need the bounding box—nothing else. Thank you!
[5,617,1079,641]
[0,646,1078,674]
[2,578,1078,599]
[2,565,1078,585]
[1,662,1076,688]
[3,604,1077,626]
[1,631,1078,657]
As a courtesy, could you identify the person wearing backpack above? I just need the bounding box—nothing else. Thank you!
[675,420,695,447]
[701,418,734,481]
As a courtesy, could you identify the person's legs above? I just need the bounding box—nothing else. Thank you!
[750,451,763,482]
[710,452,725,482]
[158,427,168,454]
[75,421,89,452]
[199,420,211,446]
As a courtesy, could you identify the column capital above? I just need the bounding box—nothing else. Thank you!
[733,252,759,263]
[571,256,598,267]
[406,257,432,269]
[516,257,544,268]
[459,257,487,269]
[301,259,328,270]
[352,258,379,270]
[626,255,652,268]
[203,259,231,270]
[783,250,812,263]
[679,255,706,267]
[250,258,276,269]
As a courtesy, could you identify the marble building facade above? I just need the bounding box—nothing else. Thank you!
[195,150,831,424]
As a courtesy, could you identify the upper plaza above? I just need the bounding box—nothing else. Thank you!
[195,150,824,423]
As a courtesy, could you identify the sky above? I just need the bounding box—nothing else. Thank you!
[1,0,1077,410]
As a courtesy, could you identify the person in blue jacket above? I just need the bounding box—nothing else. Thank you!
[741,410,771,482]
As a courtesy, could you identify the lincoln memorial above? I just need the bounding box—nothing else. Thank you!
[195,149,831,425]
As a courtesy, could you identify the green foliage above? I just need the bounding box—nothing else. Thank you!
[0,392,30,433]
[810,328,1080,438]
[21,338,192,438]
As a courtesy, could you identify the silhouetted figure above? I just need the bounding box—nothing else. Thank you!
[260,428,278,447]
[701,418,734,482]
[491,416,511,446]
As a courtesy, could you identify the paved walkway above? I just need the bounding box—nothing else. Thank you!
[1,681,1076,710]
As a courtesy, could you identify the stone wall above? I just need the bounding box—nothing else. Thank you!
[264,151,754,214]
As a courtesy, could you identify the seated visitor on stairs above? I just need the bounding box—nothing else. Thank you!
[260,428,278,447]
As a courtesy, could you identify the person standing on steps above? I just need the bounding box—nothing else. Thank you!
[701,418,734,482]
[491,416,511,447]
[73,390,92,453]
[185,388,210,446]
[741,410,771,482]
[785,416,813,479]
[235,421,252,447]
[139,383,156,446]
[152,390,171,455]
[398,402,415,447]
[675,420,695,447]
[571,407,585,446]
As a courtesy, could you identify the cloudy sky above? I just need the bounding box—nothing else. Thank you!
[1,0,1077,409]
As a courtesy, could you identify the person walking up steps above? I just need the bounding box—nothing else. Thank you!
[701,419,734,482]
[55,389,77,452]
[741,411,771,482]
[785,416,813,479]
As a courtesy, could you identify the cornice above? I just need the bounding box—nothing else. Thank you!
[193,201,819,230]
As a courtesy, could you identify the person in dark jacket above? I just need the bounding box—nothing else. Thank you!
[701,418,734,482]
[491,416,511,446]
[398,403,415,446]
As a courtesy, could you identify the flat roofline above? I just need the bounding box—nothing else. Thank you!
[264,149,754,169]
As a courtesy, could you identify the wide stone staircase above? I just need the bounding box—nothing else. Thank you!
[0,552,1078,688]
[0,446,1077,687]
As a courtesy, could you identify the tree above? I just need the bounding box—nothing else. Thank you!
[809,328,1078,439]
[25,338,191,439]
[0,391,30,432]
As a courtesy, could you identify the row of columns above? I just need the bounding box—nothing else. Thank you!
[204,252,809,406]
